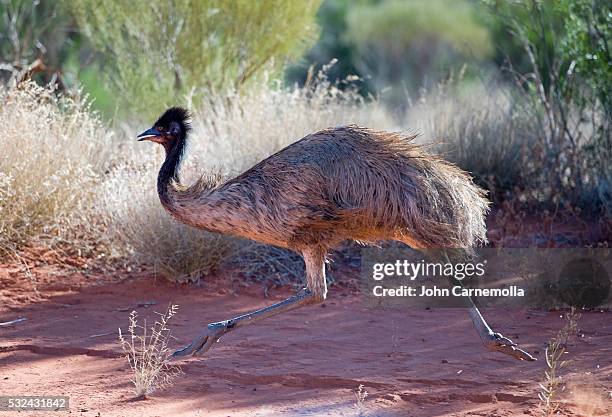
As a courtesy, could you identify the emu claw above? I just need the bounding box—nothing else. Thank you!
[170,324,227,360]
[484,332,537,361]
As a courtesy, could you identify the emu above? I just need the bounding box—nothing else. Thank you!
[138,107,535,361]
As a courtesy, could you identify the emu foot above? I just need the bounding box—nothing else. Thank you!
[171,322,229,359]
[484,332,537,361]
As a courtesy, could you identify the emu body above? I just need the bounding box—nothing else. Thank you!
[138,107,535,361]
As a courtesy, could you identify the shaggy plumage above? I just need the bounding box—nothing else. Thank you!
[159,123,489,254]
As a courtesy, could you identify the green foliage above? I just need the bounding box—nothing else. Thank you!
[560,0,611,116]
[0,0,71,83]
[288,0,492,107]
[483,0,611,212]
[286,0,370,95]
[483,0,610,109]
[68,0,322,118]
[481,0,565,91]
[345,0,491,58]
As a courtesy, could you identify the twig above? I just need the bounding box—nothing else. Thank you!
[88,332,115,339]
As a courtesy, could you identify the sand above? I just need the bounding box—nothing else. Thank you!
[1,265,610,417]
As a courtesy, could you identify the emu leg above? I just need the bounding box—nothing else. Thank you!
[172,288,315,358]
[467,299,536,361]
[436,249,536,361]
[172,247,328,359]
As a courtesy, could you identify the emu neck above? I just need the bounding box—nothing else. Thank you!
[157,139,185,208]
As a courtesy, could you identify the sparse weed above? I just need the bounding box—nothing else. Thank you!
[118,304,182,398]
[538,307,580,417]
[354,384,368,417]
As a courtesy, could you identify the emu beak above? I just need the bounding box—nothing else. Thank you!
[137,127,161,141]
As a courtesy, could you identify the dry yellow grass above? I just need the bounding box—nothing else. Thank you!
[0,82,113,257]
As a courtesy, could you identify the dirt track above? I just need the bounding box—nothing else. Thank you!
[1,269,611,417]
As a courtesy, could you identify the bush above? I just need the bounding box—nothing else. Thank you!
[409,1,612,215]
[69,0,323,118]
[482,0,611,213]
[289,0,493,109]
[407,76,611,218]
[0,82,111,257]
[0,0,69,85]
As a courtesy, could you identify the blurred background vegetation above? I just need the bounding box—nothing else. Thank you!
[1,0,322,117]
[1,0,610,276]
[2,0,608,121]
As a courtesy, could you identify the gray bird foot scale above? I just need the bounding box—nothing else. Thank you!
[484,332,537,361]
[170,323,228,359]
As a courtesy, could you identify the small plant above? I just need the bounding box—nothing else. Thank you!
[118,304,182,398]
[354,384,368,417]
[538,307,580,416]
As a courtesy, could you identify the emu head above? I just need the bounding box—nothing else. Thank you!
[137,107,191,152]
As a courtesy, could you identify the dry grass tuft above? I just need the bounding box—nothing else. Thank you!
[405,81,532,200]
[229,243,306,288]
[408,77,611,214]
[118,304,182,398]
[538,307,580,417]
[188,68,394,175]
[0,82,113,258]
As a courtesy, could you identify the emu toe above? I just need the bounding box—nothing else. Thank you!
[485,332,537,361]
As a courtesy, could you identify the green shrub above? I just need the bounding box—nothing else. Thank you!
[350,0,489,106]
[289,0,493,108]
[0,0,69,84]
[69,0,322,118]
[482,0,611,212]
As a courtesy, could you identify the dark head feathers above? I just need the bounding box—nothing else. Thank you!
[155,107,192,135]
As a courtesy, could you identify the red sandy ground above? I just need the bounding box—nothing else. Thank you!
[0,262,611,417]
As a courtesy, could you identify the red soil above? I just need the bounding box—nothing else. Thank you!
[0,263,610,417]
